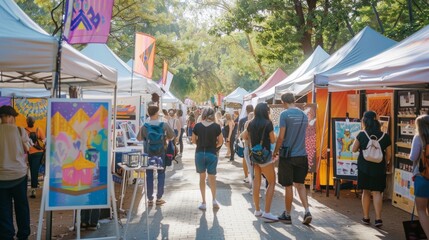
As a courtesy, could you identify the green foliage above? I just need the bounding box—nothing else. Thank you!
[15,0,429,104]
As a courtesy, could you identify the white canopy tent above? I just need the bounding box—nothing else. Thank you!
[0,0,117,89]
[257,46,330,103]
[223,87,249,106]
[326,24,429,91]
[162,90,182,104]
[276,26,397,96]
[80,44,162,96]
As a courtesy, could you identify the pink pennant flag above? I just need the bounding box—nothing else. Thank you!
[134,33,156,79]
[64,0,114,44]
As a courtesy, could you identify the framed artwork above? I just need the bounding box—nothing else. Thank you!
[398,91,416,107]
[46,99,112,210]
[332,118,361,180]
[421,91,429,107]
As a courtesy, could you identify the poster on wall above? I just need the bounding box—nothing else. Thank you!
[379,116,390,133]
[116,96,141,137]
[394,169,415,201]
[269,103,317,172]
[332,118,361,180]
[46,99,111,210]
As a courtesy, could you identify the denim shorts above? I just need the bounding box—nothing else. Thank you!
[195,151,218,175]
[414,175,429,198]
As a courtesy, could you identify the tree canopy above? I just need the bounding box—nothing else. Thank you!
[17,0,429,103]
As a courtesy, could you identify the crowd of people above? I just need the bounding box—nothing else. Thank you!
[1,91,429,239]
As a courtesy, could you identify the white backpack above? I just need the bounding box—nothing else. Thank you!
[362,131,385,163]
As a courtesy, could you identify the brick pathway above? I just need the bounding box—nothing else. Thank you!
[29,141,409,239]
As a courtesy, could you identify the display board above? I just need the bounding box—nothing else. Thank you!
[14,98,48,131]
[332,118,361,180]
[46,99,112,210]
[269,103,317,172]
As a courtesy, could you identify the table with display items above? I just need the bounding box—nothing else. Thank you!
[116,162,164,239]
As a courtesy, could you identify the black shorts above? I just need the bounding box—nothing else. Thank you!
[278,156,308,186]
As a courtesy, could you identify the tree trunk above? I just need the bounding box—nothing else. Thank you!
[245,33,265,76]
[293,0,315,57]
[371,1,384,33]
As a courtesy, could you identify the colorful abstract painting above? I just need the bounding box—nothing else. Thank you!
[13,98,48,132]
[46,99,111,210]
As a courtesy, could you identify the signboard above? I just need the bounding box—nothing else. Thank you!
[332,119,361,180]
[46,99,111,210]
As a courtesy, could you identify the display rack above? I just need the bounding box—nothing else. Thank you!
[392,90,426,214]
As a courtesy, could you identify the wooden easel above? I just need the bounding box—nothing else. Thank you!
[36,176,120,239]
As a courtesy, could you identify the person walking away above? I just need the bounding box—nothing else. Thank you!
[187,112,196,144]
[242,103,278,222]
[351,111,391,227]
[167,109,180,160]
[0,106,31,240]
[240,112,255,192]
[273,92,312,225]
[223,113,234,158]
[192,107,223,210]
[137,102,175,206]
[409,114,429,236]
[25,116,45,198]
[177,110,185,157]
[229,110,239,162]
[238,105,254,182]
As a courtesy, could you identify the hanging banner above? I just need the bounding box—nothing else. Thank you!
[64,0,114,44]
[13,98,48,132]
[134,33,156,79]
[46,99,111,210]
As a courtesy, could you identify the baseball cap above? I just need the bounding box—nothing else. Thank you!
[0,106,18,117]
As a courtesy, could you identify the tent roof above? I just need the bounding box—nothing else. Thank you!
[327,25,429,91]
[244,68,287,101]
[0,0,117,89]
[81,44,162,95]
[223,87,249,104]
[162,90,182,104]
[277,26,396,96]
[257,46,330,102]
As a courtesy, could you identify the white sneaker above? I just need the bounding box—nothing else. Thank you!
[262,212,278,222]
[254,210,263,217]
[213,199,220,209]
[198,203,206,210]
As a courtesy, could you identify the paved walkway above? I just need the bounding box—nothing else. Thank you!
[30,141,410,239]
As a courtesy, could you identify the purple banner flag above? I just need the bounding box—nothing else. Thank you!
[64,0,114,44]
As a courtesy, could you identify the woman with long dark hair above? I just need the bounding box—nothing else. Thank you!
[241,102,278,222]
[409,114,429,236]
[352,111,391,227]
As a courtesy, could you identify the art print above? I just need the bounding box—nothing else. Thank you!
[46,99,111,210]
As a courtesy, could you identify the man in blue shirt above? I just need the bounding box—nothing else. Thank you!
[273,92,312,225]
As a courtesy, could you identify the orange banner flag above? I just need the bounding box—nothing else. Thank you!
[134,33,156,79]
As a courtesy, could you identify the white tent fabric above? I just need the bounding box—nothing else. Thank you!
[81,44,162,95]
[277,26,397,96]
[0,0,117,89]
[223,87,249,104]
[0,88,51,97]
[327,25,429,91]
[162,90,182,104]
[257,46,330,102]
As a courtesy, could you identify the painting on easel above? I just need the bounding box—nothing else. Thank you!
[46,99,112,210]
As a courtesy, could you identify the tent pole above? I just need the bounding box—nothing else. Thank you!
[326,92,332,197]
[316,92,329,191]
